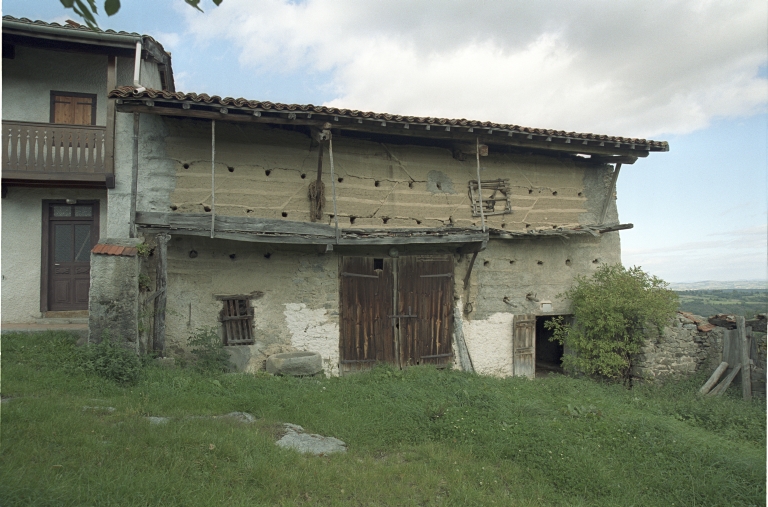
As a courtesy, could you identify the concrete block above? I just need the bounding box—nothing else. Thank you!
[266,351,323,376]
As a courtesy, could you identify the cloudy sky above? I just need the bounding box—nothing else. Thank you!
[5,0,767,283]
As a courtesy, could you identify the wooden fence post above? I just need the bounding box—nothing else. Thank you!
[737,316,752,400]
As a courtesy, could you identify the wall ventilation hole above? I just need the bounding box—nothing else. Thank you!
[264,252,272,259]
[350,216,356,224]
[229,253,236,260]
[382,217,389,224]
[436,182,442,190]
[374,180,380,187]
[246,209,253,213]
[408,181,414,189]
[578,192,583,197]
[265,169,271,176]
[593,259,599,264]
[203,205,211,212]
[373,258,384,270]
[415,220,422,225]
[537,260,544,265]
[169,205,178,211]
[228,166,234,173]
[483,260,490,267]
[552,225,557,229]
[509,260,515,265]
[566,259,572,266]
[501,223,506,229]
[525,224,530,228]
[189,250,198,259]
[183,163,190,169]
[300,173,306,179]
[281,212,288,218]
[337,177,343,183]
[552,191,557,196]
[528,188,533,194]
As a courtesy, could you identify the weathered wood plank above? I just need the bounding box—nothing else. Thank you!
[708,364,741,396]
[699,361,729,395]
[153,233,169,354]
[737,316,752,400]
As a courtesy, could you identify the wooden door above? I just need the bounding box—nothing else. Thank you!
[513,314,536,378]
[339,257,395,374]
[45,202,98,311]
[398,255,454,367]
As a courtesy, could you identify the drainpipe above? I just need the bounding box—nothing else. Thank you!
[129,112,139,238]
[133,41,146,93]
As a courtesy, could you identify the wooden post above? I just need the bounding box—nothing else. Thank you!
[599,163,621,225]
[105,55,116,176]
[737,316,752,400]
[129,113,139,238]
[699,361,729,395]
[153,233,169,355]
[708,364,741,397]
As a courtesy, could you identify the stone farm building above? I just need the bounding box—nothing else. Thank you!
[2,17,670,378]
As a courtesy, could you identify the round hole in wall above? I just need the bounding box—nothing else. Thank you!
[565,259,572,266]
[337,177,344,183]
[483,260,490,267]
[509,260,515,265]
[436,182,442,190]
[246,209,253,213]
[203,205,211,212]
[408,181,414,189]
[189,250,198,258]
[229,253,236,260]
[169,205,178,211]
[578,192,583,197]
[382,217,389,224]
[552,225,558,229]
[415,220,422,225]
[374,180,380,187]
[537,260,544,265]
[265,169,271,176]
[552,191,558,196]
[282,212,288,218]
[183,163,190,169]
[501,223,506,228]
[349,216,356,224]
[525,223,530,228]
[593,259,600,264]
[528,188,533,194]
[264,252,272,259]
[300,173,306,179]
[228,166,234,173]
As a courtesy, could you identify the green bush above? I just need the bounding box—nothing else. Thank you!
[187,327,230,374]
[79,338,142,386]
[546,264,678,382]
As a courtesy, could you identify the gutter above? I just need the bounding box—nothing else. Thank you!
[2,19,142,47]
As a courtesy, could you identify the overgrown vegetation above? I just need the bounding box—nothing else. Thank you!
[1,331,764,506]
[546,264,678,382]
[76,336,142,386]
[188,326,231,374]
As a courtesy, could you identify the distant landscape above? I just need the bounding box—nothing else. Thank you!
[675,289,767,319]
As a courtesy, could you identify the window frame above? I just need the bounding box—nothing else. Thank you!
[50,91,97,126]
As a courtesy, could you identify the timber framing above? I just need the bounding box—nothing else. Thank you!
[135,211,631,246]
[113,96,666,162]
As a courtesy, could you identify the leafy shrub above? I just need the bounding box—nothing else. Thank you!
[187,327,230,374]
[79,338,142,386]
[546,264,678,382]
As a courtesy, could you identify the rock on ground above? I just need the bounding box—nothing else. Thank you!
[276,423,347,455]
[266,351,323,377]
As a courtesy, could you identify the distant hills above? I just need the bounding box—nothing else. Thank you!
[669,280,767,291]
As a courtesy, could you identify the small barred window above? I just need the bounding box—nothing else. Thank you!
[219,298,254,345]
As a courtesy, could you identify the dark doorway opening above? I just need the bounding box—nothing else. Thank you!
[535,315,565,378]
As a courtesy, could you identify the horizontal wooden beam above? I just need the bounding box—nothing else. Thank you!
[2,171,114,188]
[116,102,652,158]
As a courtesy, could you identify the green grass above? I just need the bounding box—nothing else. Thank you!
[1,332,765,506]
[677,289,768,318]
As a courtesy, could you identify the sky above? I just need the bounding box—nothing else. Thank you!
[3,0,767,284]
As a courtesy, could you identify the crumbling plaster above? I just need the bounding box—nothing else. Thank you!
[1,187,107,323]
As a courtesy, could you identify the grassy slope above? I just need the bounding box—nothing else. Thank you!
[1,332,765,507]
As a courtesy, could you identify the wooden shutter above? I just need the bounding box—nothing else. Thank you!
[513,314,536,379]
[51,92,96,125]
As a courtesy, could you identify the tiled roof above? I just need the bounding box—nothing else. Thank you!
[2,15,170,57]
[110,86,669,150]
[92,244,138,257]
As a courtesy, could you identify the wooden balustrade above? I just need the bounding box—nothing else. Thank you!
[2,120,108,176]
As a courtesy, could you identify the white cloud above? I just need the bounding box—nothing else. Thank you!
[182,0,768,138]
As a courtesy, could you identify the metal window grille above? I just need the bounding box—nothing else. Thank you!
[219,298,254,345]
[468,179,512,217]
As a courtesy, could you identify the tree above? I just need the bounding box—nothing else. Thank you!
[545,264,678,383]
[60,0,222,30]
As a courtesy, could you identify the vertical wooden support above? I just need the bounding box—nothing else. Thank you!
[153,233,169,355]
[737,316,752,400]
[599,163,621,225]
[211,120,216,238]
[129,113,139,238]
[105,55,117,175]
[475,138,486,232]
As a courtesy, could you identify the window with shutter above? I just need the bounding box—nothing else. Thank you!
[50,91,97,125]
[219,298,255,345]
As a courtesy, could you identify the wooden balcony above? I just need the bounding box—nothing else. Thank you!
[2,121,114,188]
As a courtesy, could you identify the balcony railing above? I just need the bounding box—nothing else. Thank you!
[2,120,112,186]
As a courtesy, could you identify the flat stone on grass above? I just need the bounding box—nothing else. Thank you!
[276,423,347,455]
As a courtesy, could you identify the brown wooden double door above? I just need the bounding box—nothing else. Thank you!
[43,201,99,311]
[340,255,454,374]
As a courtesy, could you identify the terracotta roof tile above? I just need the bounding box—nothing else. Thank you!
[110,86,669,151]
[92,243,138,257]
